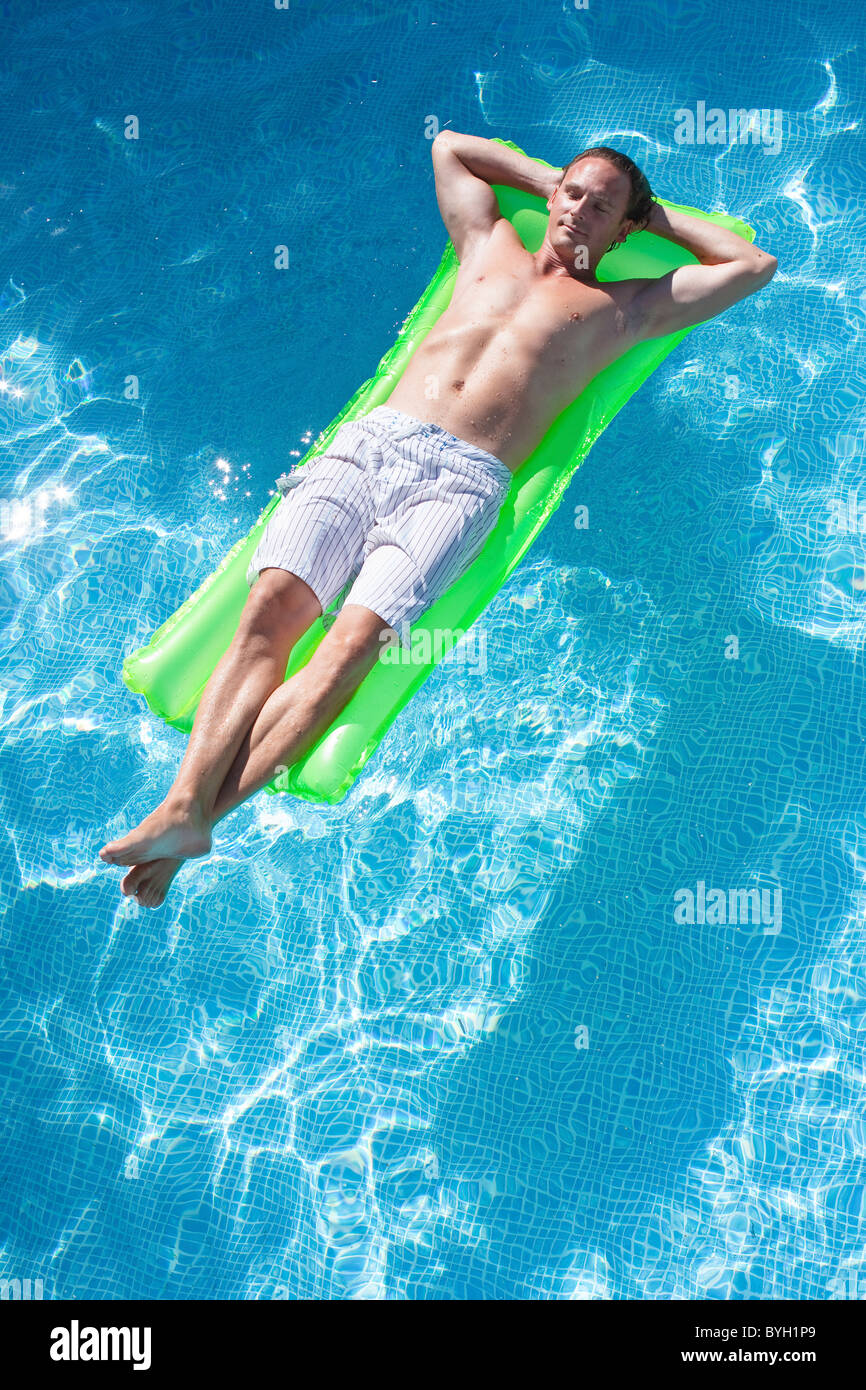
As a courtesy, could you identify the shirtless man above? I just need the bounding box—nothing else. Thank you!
[100,132,777,906]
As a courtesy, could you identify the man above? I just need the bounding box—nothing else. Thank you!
[100,132,777,906]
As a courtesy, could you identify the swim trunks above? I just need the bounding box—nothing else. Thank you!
[246,405,512,648]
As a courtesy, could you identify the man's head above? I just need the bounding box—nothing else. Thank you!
[545,146,655,274]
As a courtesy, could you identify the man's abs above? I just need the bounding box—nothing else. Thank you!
[386,226,632,472]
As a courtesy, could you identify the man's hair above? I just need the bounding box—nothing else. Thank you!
[559,146,656,242]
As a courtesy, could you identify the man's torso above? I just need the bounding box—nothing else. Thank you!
[386,219,644,472]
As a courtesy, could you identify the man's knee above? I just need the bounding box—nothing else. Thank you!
[307,606,392,686]
[238,568,321,645]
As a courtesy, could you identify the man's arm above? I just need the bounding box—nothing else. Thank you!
[626,201,778,340]
[431,130,560,262]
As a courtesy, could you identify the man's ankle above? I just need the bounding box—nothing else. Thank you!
[165,786,211,822]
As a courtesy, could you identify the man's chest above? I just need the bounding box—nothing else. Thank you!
[450,259,623,357]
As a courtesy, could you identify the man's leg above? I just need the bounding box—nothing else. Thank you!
[100,567,322,866]
[119,602,392,905]
[210,601,390,818]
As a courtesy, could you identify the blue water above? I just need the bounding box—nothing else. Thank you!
[1,0,865,1300]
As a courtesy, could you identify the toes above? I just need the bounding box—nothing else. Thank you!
[121,864,148,896]
[103,846,137,867]
[124,865,161,907]
[136,872,157,906]
[102,839,136,862]
[134,870,170,909]
[125,858,181,909]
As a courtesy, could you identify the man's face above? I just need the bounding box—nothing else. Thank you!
[545,157,635,271]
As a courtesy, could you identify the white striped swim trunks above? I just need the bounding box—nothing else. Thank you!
[246,405,512,647]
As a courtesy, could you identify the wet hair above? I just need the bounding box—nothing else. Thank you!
[559,146,656,247]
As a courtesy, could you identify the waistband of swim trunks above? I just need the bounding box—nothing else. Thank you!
[358,405,512,490]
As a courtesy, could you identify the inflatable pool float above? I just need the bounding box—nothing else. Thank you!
[122,140,755,804]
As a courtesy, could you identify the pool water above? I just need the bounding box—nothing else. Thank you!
[1,0,865,1300]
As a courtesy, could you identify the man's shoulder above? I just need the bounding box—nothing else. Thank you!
[455,215,530,272]
[478,215,530,258]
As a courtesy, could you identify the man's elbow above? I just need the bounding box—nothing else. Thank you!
[751,249,778,283]
[432,129,458,155]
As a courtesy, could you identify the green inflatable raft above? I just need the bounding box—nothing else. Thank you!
[122,140,754,804]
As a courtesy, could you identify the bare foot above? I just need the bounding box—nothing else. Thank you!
[99,796,211,867]
[121,858,183,909]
